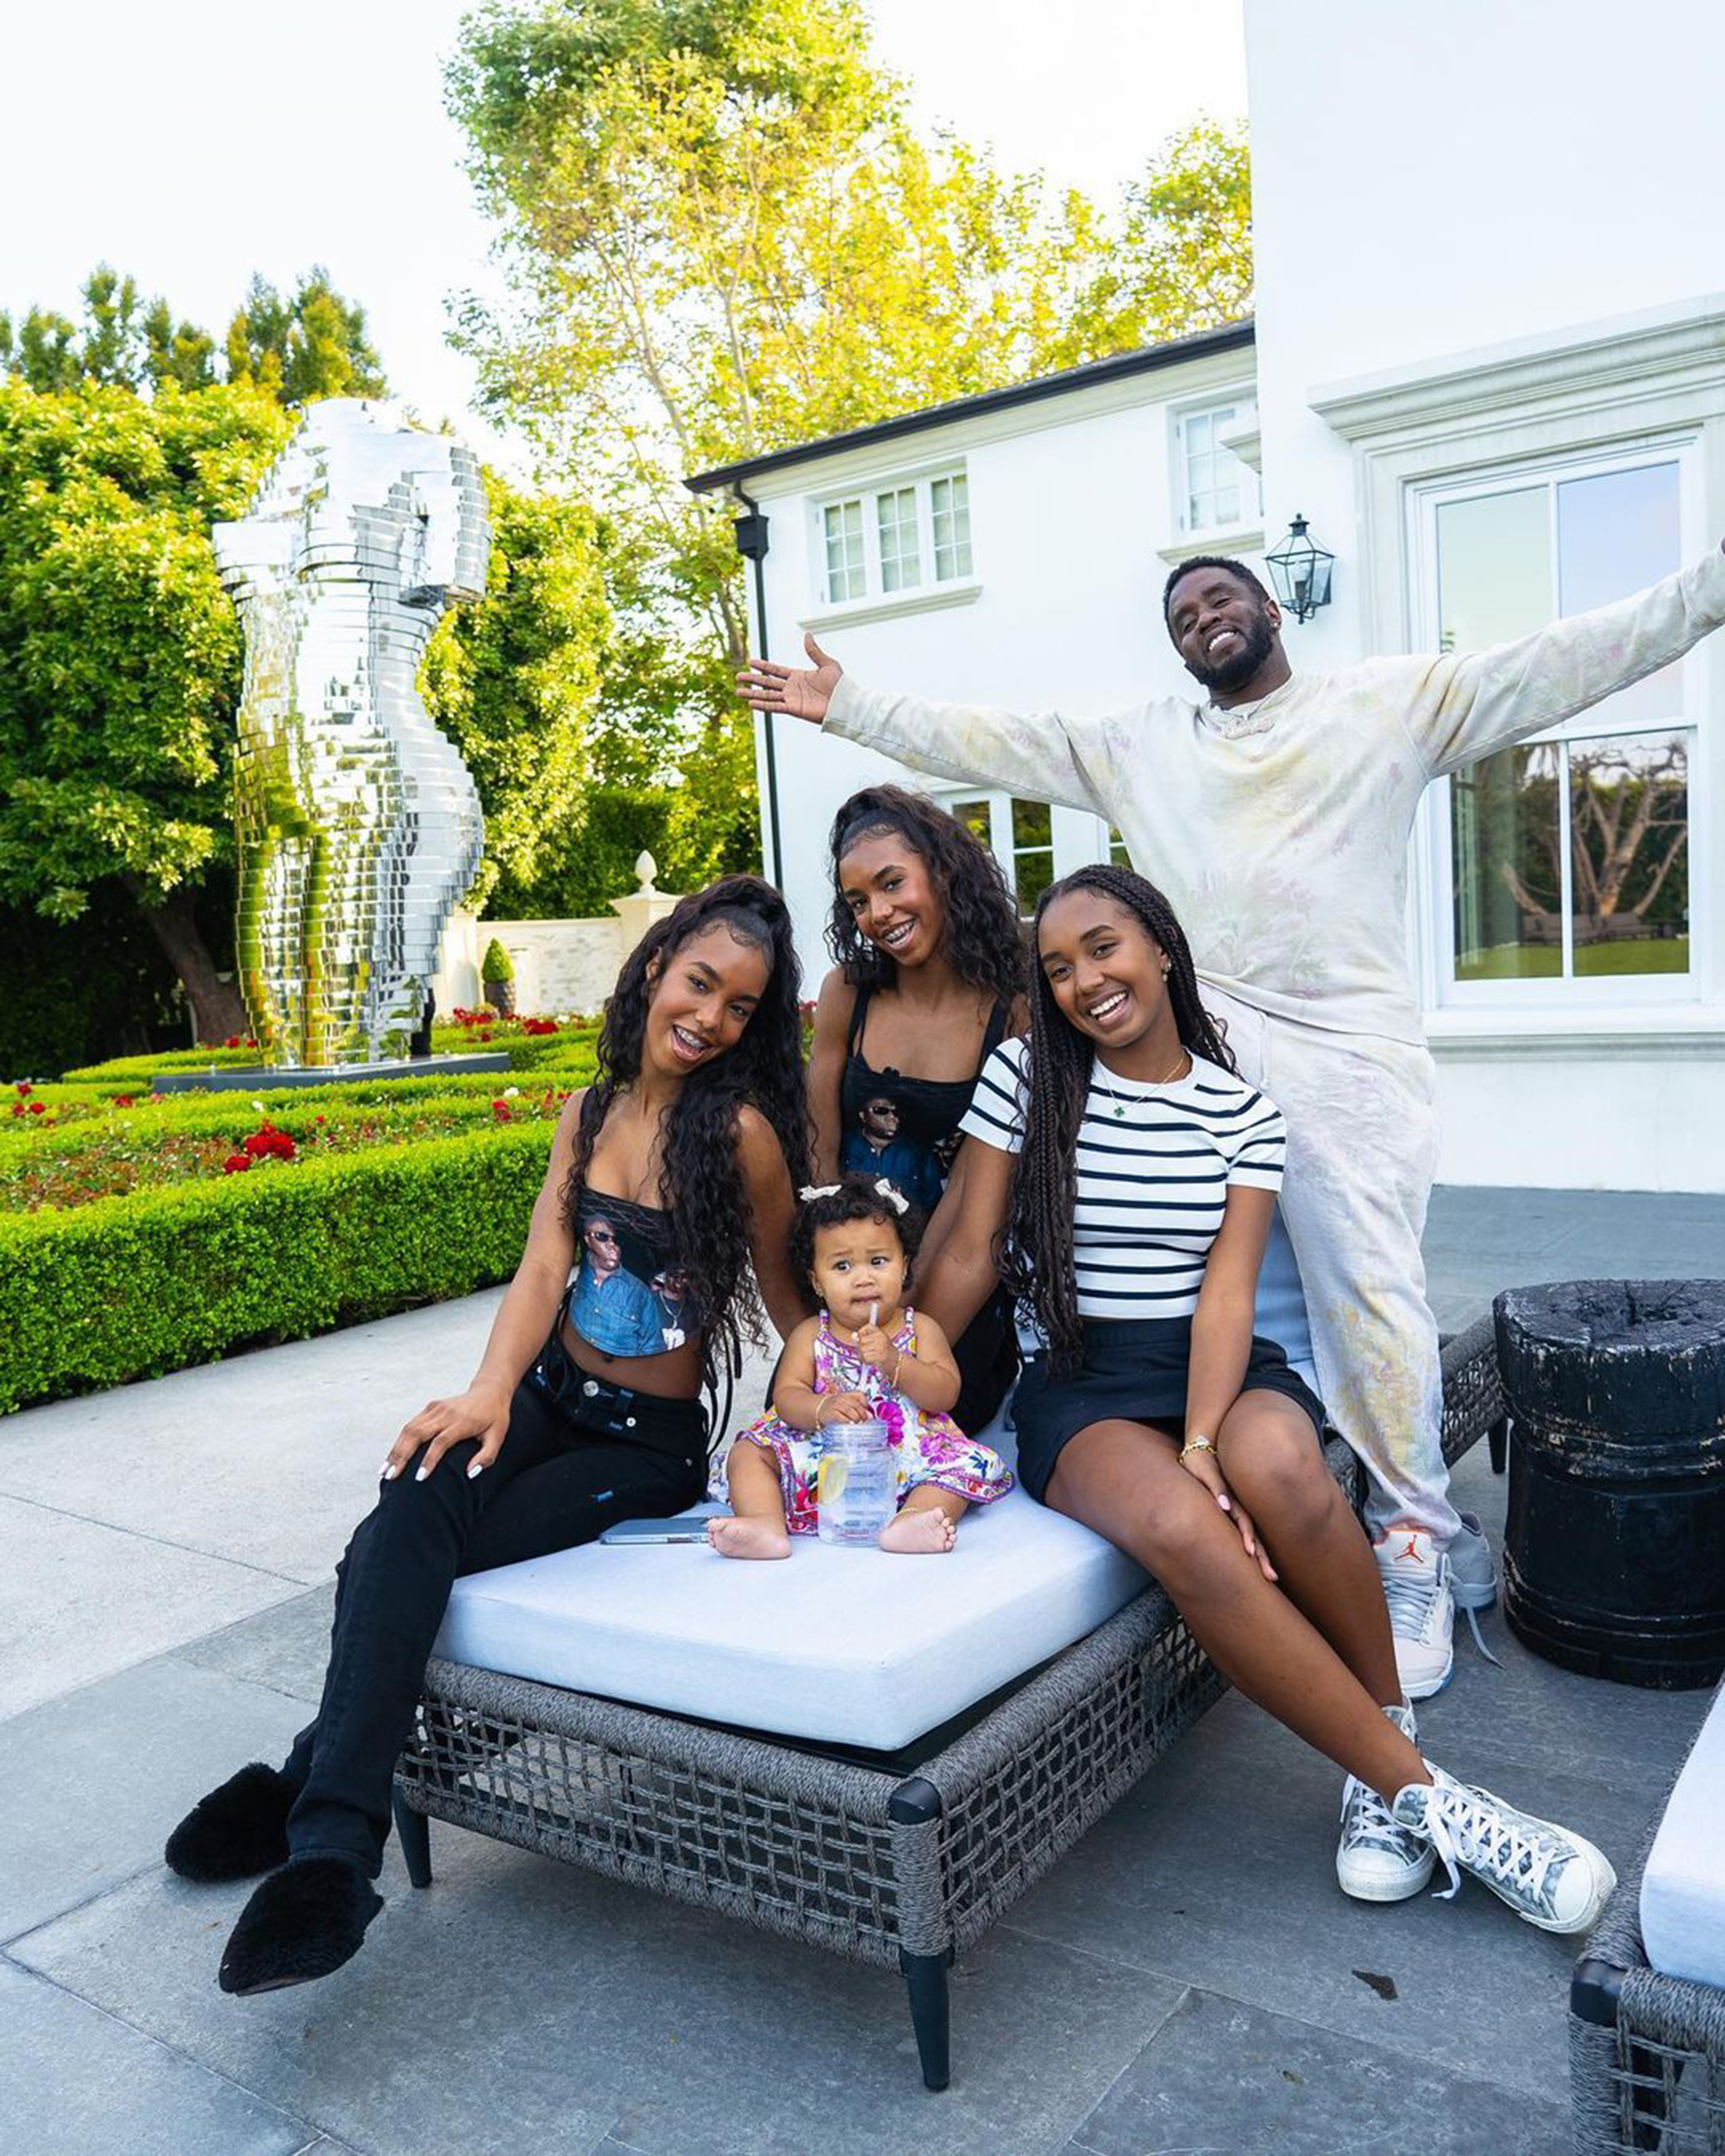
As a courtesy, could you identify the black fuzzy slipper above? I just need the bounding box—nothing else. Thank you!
[218,1855,383,1995]
[165,1763,297,1883]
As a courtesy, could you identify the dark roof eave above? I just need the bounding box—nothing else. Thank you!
[684,318,1255,496]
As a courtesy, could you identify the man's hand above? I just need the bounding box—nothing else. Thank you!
[383,1381,512,1485]
[736,633,842,724]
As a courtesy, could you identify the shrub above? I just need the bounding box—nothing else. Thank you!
[0,1123,555,1412]
[480,937,515,985]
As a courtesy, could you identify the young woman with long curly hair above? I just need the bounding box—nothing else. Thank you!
[919,864,1615,1936]
[165,876,812,1993]
[806,784,1026,1432]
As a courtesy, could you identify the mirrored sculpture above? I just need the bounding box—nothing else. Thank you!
[214,398,489,1067]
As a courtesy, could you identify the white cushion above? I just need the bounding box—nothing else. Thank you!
[1640,1682,1725,1990]
[434,1406,1148,1750]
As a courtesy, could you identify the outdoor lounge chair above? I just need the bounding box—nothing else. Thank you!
[1571,1673,1725,2153]
[392,1318,1507,2090]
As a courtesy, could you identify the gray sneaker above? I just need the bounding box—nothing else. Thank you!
[1447,1511,1503,1669]
[1336,1703,1434,1903]
[1391,1765,1616,1934]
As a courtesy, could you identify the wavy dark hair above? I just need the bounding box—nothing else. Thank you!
[825,785,1026,1004]
[1001,864,1236,1376]
[561,875,811,1404]
[791,1174,926,1295]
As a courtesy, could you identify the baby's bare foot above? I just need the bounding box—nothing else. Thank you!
[707,1515,792,1560]
[878,1507,958,1555]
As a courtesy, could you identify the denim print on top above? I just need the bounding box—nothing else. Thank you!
[568,1187,698,1358]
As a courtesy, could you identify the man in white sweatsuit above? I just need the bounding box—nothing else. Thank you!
[739,541,1725,1697]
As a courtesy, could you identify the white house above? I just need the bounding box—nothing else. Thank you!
[686,0,1725,1194]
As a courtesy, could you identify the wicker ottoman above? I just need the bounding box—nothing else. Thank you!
[394,1316,1507,2090]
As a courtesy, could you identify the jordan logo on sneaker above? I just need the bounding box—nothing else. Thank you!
[1397,1535,1424,1563]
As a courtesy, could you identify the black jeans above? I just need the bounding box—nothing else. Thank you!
[282,1339,707,1874]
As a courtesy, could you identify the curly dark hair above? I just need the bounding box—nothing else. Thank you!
[1001,864,1237,1376]
[790,1174,926,1295]
[825,785,1026,1003]
[562,875,812,1405]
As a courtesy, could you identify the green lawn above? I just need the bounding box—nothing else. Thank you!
[1455,938,1689,982]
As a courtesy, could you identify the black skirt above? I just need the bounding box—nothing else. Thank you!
[1011,1316,1326,1505]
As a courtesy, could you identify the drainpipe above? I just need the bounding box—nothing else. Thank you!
[730,485,782,891]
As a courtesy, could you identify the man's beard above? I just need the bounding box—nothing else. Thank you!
[1186,611,1276,696]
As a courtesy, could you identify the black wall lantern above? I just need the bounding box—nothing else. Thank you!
[1265,514,1334,624]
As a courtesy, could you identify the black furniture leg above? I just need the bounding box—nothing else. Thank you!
[900,1948,950,2092]
[1488,1414,1511,1475]
[392,1789,433,1888]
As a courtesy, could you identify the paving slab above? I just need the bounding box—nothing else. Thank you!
[13,1828,1186,2156]
[0,1294,507,1583]
[0,1655,309,1942]
[0,1960,317,2156]
[1064,1984,1565,2155]
[0,1493,305,1719]
[174,1585,338,1708]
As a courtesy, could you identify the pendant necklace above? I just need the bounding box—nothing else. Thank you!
[1093,1048,1191,1119]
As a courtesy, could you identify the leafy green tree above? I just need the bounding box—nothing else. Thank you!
[0,379,294,1040]
[224,268,388,404]
[447,0,1253,882]
[422,473,613,914]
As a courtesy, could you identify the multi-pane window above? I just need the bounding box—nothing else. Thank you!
[1176,399,1260,536]
[931,473,973,581]
[818,468,974,605]
[1107,824,1131,868]
[944,793,1056,920]
[1433,457,1692,993]
[823,498,866,604]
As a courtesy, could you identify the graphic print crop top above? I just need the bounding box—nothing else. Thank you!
[567,1185,699,1358]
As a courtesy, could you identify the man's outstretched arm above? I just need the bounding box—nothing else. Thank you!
[1394,544,1725,778]
[737,634,1115,814]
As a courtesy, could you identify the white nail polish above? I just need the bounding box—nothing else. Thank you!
[381,1463,398,1480]
[467,1459,483,1479]
[414,1465,429,1482]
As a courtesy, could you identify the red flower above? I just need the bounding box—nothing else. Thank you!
[246,1037,257,1049]
[223,1153,251,1175]
[15,1081,33,1097]
[314,1114,326,1124]
[492,1100,512,1123]
[114,1094,134,1107]
[224,1036,241,1050]
[28,1101,44,1116]
[9,1104,21,1118]
[242,1123,296,1162]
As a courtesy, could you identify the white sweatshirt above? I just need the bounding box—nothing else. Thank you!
[823,548,1725,1046]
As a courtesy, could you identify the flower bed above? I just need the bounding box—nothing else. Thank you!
[0,1017,601,1411]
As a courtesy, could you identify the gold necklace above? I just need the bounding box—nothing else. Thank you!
[1092,1048,1191,1119]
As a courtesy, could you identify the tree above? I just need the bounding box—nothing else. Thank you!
[224,269,388,404]
[0,379,295,1040]
[447,0,1253,879]
[421,473,613,914]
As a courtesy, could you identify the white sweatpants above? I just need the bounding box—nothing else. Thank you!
[1212,987,1457,1548]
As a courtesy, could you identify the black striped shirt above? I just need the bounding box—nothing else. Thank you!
[958,1038,1286,1320]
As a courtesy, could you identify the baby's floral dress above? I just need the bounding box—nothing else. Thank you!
[711,1308,1014,1534]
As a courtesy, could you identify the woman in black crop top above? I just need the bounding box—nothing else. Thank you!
[806,786,1026,1432]
[167,878,812,1995]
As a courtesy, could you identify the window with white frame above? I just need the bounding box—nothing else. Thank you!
[945,791,1060,919]
[1422,453,1696,1000]
[816,467,973,607]
[1175,397,1260,537]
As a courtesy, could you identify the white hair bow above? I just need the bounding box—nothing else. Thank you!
[873,1179,909,1214]
[798,1183,842,1202]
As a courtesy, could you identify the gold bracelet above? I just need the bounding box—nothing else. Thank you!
[891,1346,905,1389]
[813,1395,831,1429]
[1179,1433,1215,1461]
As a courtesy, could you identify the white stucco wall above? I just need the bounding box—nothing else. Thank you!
[1245,0,1725,1191]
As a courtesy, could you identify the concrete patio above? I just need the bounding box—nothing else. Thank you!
[3,1183,1721,2156]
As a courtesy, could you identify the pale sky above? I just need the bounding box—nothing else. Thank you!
[0,0,1245,470]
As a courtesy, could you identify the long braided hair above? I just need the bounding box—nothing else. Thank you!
[562,875,812,1405]
[1001,865,1236,1376]
[825,785,1026,1005]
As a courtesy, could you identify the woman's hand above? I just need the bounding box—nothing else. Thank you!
[383,1381,512,1485]
[1177,1438,1278,1584]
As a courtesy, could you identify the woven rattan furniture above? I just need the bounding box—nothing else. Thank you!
[1571,1681,1725,2154]
[393,1315,1508,2090]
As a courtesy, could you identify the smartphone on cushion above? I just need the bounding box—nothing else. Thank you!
[598,1517,715,1546]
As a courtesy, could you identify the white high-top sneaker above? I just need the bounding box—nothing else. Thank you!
[1390,1766,1617,1935]
[1374,1524,1454,1698]
[1336,1703,1434,1903]
[1447,1511,1503,1668]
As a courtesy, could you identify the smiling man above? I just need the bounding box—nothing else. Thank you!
[738,539,1725,1697]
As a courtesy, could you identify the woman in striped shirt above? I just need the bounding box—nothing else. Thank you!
[924,864,1613,1934]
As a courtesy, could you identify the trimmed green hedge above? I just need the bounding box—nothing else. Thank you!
[60,1022,600,1088]
[0,1122,554,1413]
